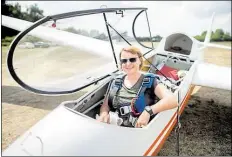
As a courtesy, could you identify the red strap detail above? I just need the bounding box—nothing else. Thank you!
[131,97,140,116]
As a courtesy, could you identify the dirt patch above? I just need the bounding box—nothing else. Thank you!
[158,87,231,156]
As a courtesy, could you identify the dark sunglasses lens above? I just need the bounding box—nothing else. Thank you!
[121,58,137,64]
[121,59,127,64]
[129,58,136,63]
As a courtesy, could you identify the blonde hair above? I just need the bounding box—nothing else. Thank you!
[119,46,143,69]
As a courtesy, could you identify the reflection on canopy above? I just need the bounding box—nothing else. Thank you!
[8,8,154,94]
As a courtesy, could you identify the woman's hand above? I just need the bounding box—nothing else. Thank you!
[135,111,150,128]
[97,112,110,123]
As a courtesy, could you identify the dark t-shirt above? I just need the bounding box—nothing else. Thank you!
[107,73,158,127]
[111,74,158,109]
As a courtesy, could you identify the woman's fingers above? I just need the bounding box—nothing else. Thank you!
[135,121,142,128]
[135,121,147,128]
[104,116,108,123]
[97,114,109,123]
[135,122,139,128]
[104,114,110,123]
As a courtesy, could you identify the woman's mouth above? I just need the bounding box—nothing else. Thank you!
[125,67,133,70]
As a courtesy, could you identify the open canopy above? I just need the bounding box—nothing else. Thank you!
[7,7,154,95]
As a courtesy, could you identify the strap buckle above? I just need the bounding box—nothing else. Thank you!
[119,106,132,116]
[142,77,151,85]
[115,78,123,86]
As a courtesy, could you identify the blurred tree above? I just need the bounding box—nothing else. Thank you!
[79,29,89,37]
[2,2,44,39]
[194,35,205,42]
[90,29,100,38]
[194,29,231,42]
[8,3,24,19]
[211,29,224,41]
[63,27,80,34]
[96,33,108,41]
[201,31,207,38]
[20,35,43,43]
[121,31,128,37]
[215,29,224,37]
[24,4,44,22]
[152,35,162,42]
[222,32,231,41]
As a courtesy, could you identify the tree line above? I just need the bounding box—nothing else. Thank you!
[2,2,44,39]
[194,29,231,42]
[63,27,108,41]
[63,27,163,42]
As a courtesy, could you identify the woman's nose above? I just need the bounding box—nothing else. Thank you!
[126,61,131,65]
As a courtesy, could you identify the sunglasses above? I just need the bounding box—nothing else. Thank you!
[120,57,137,64]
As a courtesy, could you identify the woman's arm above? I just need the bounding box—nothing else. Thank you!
[135,82,178,128]
[97,96,110,123]
[100,96,110,116]
[99,80,114,116]
[97,81,113,123]
[150,83,178,114]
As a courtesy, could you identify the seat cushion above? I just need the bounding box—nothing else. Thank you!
[156,65,179,81]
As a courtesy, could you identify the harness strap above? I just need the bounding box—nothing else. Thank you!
[108,73,156,126]
[133,74,155,113]
[108,75,125,109]
[137,77,152,95]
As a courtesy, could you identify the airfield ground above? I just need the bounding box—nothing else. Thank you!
[1,42,231,155]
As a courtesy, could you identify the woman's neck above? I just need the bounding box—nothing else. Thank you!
[126,71,141,81]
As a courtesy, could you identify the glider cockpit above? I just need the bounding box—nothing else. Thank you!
[6,7,195,125]
[6,7,160,125]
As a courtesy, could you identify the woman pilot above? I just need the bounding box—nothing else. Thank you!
[97,46,177,128]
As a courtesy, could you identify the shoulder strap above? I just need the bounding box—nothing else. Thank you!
[108,74,125,109]
[137,73,156,96]
[133,73,157,113]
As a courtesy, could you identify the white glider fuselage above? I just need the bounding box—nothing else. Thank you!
[2,30,199,156]
[2,77,195,156]
[2,9,231,156]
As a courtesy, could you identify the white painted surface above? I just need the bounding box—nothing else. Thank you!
[192,63,231,90]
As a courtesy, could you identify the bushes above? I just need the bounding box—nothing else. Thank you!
[1,36,15,47]
[194,29,231,42]
[2,42,11,47]
[194,35,205,42]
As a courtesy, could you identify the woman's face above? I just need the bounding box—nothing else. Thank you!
[120,51,141,75]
